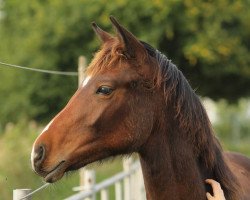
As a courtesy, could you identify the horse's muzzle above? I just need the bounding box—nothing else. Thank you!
[31,144,47,175]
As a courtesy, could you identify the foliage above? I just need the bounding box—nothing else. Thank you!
[0,0,250,124]
[212,99,250,156]
[214,99,250,143]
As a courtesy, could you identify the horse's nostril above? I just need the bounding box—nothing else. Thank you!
[34,144,46,164]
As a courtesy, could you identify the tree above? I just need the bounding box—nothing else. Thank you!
[0,0,249,125]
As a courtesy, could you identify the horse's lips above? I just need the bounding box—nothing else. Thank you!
[44,161,66,183]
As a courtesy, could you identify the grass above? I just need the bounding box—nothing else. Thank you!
[0,121,249,200]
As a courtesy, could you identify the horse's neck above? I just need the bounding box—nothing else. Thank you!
[139,121,208,200]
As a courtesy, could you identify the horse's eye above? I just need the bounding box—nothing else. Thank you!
[96,86,114,95]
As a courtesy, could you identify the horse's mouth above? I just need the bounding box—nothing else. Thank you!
[65,162,86,172]
[44,161,66,183]
[43,159,89,183]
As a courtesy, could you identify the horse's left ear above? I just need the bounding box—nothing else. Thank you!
[110,16,146,59]
[92,22,112,43]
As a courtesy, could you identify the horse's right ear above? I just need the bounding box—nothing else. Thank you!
[92,22,112,43]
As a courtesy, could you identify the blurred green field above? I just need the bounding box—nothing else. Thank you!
[0,120,249,200]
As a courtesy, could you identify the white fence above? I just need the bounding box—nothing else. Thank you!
[65,158,146,200]
[13,158,145,200]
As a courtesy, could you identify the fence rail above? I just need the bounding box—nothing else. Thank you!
[65,158,145,200]
[13,158,145,200]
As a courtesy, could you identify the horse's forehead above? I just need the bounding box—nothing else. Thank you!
[84,67,139,89]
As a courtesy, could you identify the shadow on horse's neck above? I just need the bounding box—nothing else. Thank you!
[137,84,238,199]
[136,50,215,199]
[138,107,209,200]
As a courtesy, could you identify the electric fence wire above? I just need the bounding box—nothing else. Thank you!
[0,61,78,76]
[19,183,50,200]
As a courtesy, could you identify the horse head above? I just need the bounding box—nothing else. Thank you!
[31,17,161,183]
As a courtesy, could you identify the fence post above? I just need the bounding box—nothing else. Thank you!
[78,56,86,87]
[115,181,122,200]
[78,56,97,200]
[135,163,145,200]
[100,189,109,200]
[80,169,96,200]
[13,189,32,200]
[123,157,133,200]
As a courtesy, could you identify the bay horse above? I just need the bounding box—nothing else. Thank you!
[31,17,250,200]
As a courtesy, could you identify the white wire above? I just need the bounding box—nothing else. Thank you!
[0,61,78,76]
[19,183,50,200]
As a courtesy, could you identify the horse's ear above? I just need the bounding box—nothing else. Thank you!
[92,22,112,43]
[109,16,146,59]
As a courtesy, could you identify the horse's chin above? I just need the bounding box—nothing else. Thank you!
[44,161,67,183]
[43,159,90,183]
[65,161,87,172]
